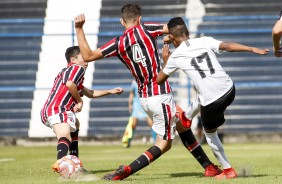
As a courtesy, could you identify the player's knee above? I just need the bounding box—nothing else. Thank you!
[176,122,189,133]
[161,141,172,154]
[204,127,217,133]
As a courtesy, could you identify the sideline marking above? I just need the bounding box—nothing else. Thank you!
[0,158,15,162]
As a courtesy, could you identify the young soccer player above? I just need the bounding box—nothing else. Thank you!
[272,10,282,57]
[40,46,123,172]
[157,17,269,179]
[75,4,222,180]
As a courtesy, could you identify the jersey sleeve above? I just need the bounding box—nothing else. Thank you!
[100,37,119,57]
[62,65,85,86]
[143,23,164,38]
[162,58,178,76]
[205,36,223,54]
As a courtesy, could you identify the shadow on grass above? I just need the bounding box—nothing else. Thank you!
[170,172,268,179]
[83,169,113,174]
[239,174,268,178]
[170,172,203,178]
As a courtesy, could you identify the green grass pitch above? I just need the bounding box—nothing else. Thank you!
[1,142,282,184]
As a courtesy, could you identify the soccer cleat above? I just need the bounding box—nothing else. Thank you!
[215,167,237,179]
[122,117,134,148]
[102,165,131,180]
[52,160,60,173]
[122,139,131,148]
[122,134,132,148]
[204,164,222,177]
[175,105,191,128]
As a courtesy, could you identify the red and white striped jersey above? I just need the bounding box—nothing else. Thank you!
[41,63,85,123]
[100,23,171,98]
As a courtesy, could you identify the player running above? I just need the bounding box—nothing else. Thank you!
[75,3,222,180]
[157,17,269,179]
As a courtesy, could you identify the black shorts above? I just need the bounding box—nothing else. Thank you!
[200,85,235,130]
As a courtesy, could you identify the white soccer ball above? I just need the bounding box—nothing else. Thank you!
[56,155,83,179]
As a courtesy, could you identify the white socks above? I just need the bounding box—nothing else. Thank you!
[205,131,231,169]
[185,100,200,120]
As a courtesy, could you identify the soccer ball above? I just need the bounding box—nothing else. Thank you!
[53,155,83,179]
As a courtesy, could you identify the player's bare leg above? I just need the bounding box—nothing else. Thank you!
[146,117,156,143]
[52,123,72,172]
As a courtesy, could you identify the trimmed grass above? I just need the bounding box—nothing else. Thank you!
[1,143,282,184]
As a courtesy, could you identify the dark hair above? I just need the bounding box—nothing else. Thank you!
[167,17,189,37]
[121,4,141,22]
[65,46,80,63]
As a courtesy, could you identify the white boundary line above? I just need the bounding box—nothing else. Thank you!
[0,158,15,162]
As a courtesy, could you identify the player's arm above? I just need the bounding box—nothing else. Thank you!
[157,44,171,85]
[128,90,134,113]
[272,19,282,57]
[219,42,269,55]
[162,24,169,34]
[66,81,83,112]
[82,87,123,98]
[74,14,104,62]
[157,71,169,85]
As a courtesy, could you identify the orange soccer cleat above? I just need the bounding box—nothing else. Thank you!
[175,104,191,128]
[204,164,222,177]
[215,167,237,179]
[103,165,132,180]
[52,160,60,173]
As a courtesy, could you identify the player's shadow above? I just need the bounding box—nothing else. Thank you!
[240,174,267,178]
[171,173,268,178]
[84,169,113,174]
[170,172,203,178]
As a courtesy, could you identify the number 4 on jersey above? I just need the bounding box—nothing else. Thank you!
[132,44,147,67]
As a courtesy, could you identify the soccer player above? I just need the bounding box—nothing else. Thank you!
[40,46,123,172]
[75,4,222,180]
[122,80,156,148]
[157,17,269,179]
[272,10,282,57]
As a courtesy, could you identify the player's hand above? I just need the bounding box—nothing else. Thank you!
[111,87,124,95]
[163,35,172,44]
[74,14,85,28]
[162,44,171,65]
[252,47,269,55]
[73,101,83,113]
[273,47,282,57]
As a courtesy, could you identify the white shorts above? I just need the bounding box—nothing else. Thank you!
[44,111,77,132]
[139,93,177,140]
